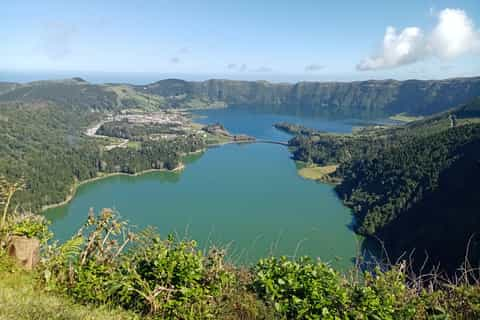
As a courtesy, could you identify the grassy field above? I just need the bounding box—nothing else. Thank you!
[126,141,141,149]
[203,132,233,145]
[459,117,480,125]
[107,84,165,111]
[0,255,139,320]
[389,113,424,122]
[297,164,338,180]
[183,98,227,109]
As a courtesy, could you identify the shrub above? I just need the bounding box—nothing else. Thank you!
[110,231,235,318]
[348,264,417,319]
[38,210,480,319]
[5,212,52,243]
[43,210,237,319]
[253,256,349,319]
[253,256,480,320]
[0,211,52,251]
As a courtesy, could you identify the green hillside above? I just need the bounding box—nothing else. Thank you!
[0,79,118,110]
[287,97,480,272]
[0,99,203,211]
[137,77,480,117]
[2,76,480,117]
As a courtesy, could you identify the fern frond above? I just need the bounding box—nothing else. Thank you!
[59,236,84,261]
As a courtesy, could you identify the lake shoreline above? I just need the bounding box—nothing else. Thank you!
[45,108,359,268]
[40,140,257,213]
[41,163,186,212]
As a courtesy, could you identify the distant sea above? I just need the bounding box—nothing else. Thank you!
[0,70,387,85]
[0,70,220,85]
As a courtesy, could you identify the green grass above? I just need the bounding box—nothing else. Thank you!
[458,117,480,125]
[297,164,338,180]
[389,113,424,122]
[204,132,233,145]
[126,141,141,149]
[0,255,139,320]
[106,84,165,111]
[184,98,227,109]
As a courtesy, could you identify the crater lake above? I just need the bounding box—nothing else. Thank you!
[45,107,365,268]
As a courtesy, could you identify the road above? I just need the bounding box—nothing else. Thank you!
[85,119,129,151]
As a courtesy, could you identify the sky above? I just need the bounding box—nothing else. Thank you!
[1,0,480,83]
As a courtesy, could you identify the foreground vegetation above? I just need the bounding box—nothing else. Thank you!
[0,255,139,320]
[0,207,479,319]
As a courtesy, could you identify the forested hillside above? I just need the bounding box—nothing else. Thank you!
[287,98,480,272]
[0,92,203,211]
[453,96,480,118]
[0,79,118,110]
[338,124,480,272]
[2,76,480,118]
[0,82,19,95]
[139,77,480,117]
[377,138,480,272]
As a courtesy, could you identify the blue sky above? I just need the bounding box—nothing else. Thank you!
[2,0,480,82]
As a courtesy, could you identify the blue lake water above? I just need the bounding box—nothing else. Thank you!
[46,108,362,268]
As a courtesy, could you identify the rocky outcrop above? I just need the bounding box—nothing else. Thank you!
[8,236,40,270]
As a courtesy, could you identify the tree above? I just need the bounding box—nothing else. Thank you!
[0,176,25,227]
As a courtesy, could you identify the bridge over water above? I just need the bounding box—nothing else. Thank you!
[230,139,289,146]
[254,139,289,146]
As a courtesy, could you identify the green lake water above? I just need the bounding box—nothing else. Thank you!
[45,108,361,268]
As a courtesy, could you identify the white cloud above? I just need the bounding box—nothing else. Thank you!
[225,64,272,73]
[177,47,190,54]
[252,66,273,72]
[440,65,453,71]
[305,64,325,72]
[357,26,426,70]
[430,8,479,58]
[170,47,189,64]
[357,8,480,71]
[226,63,248,72]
